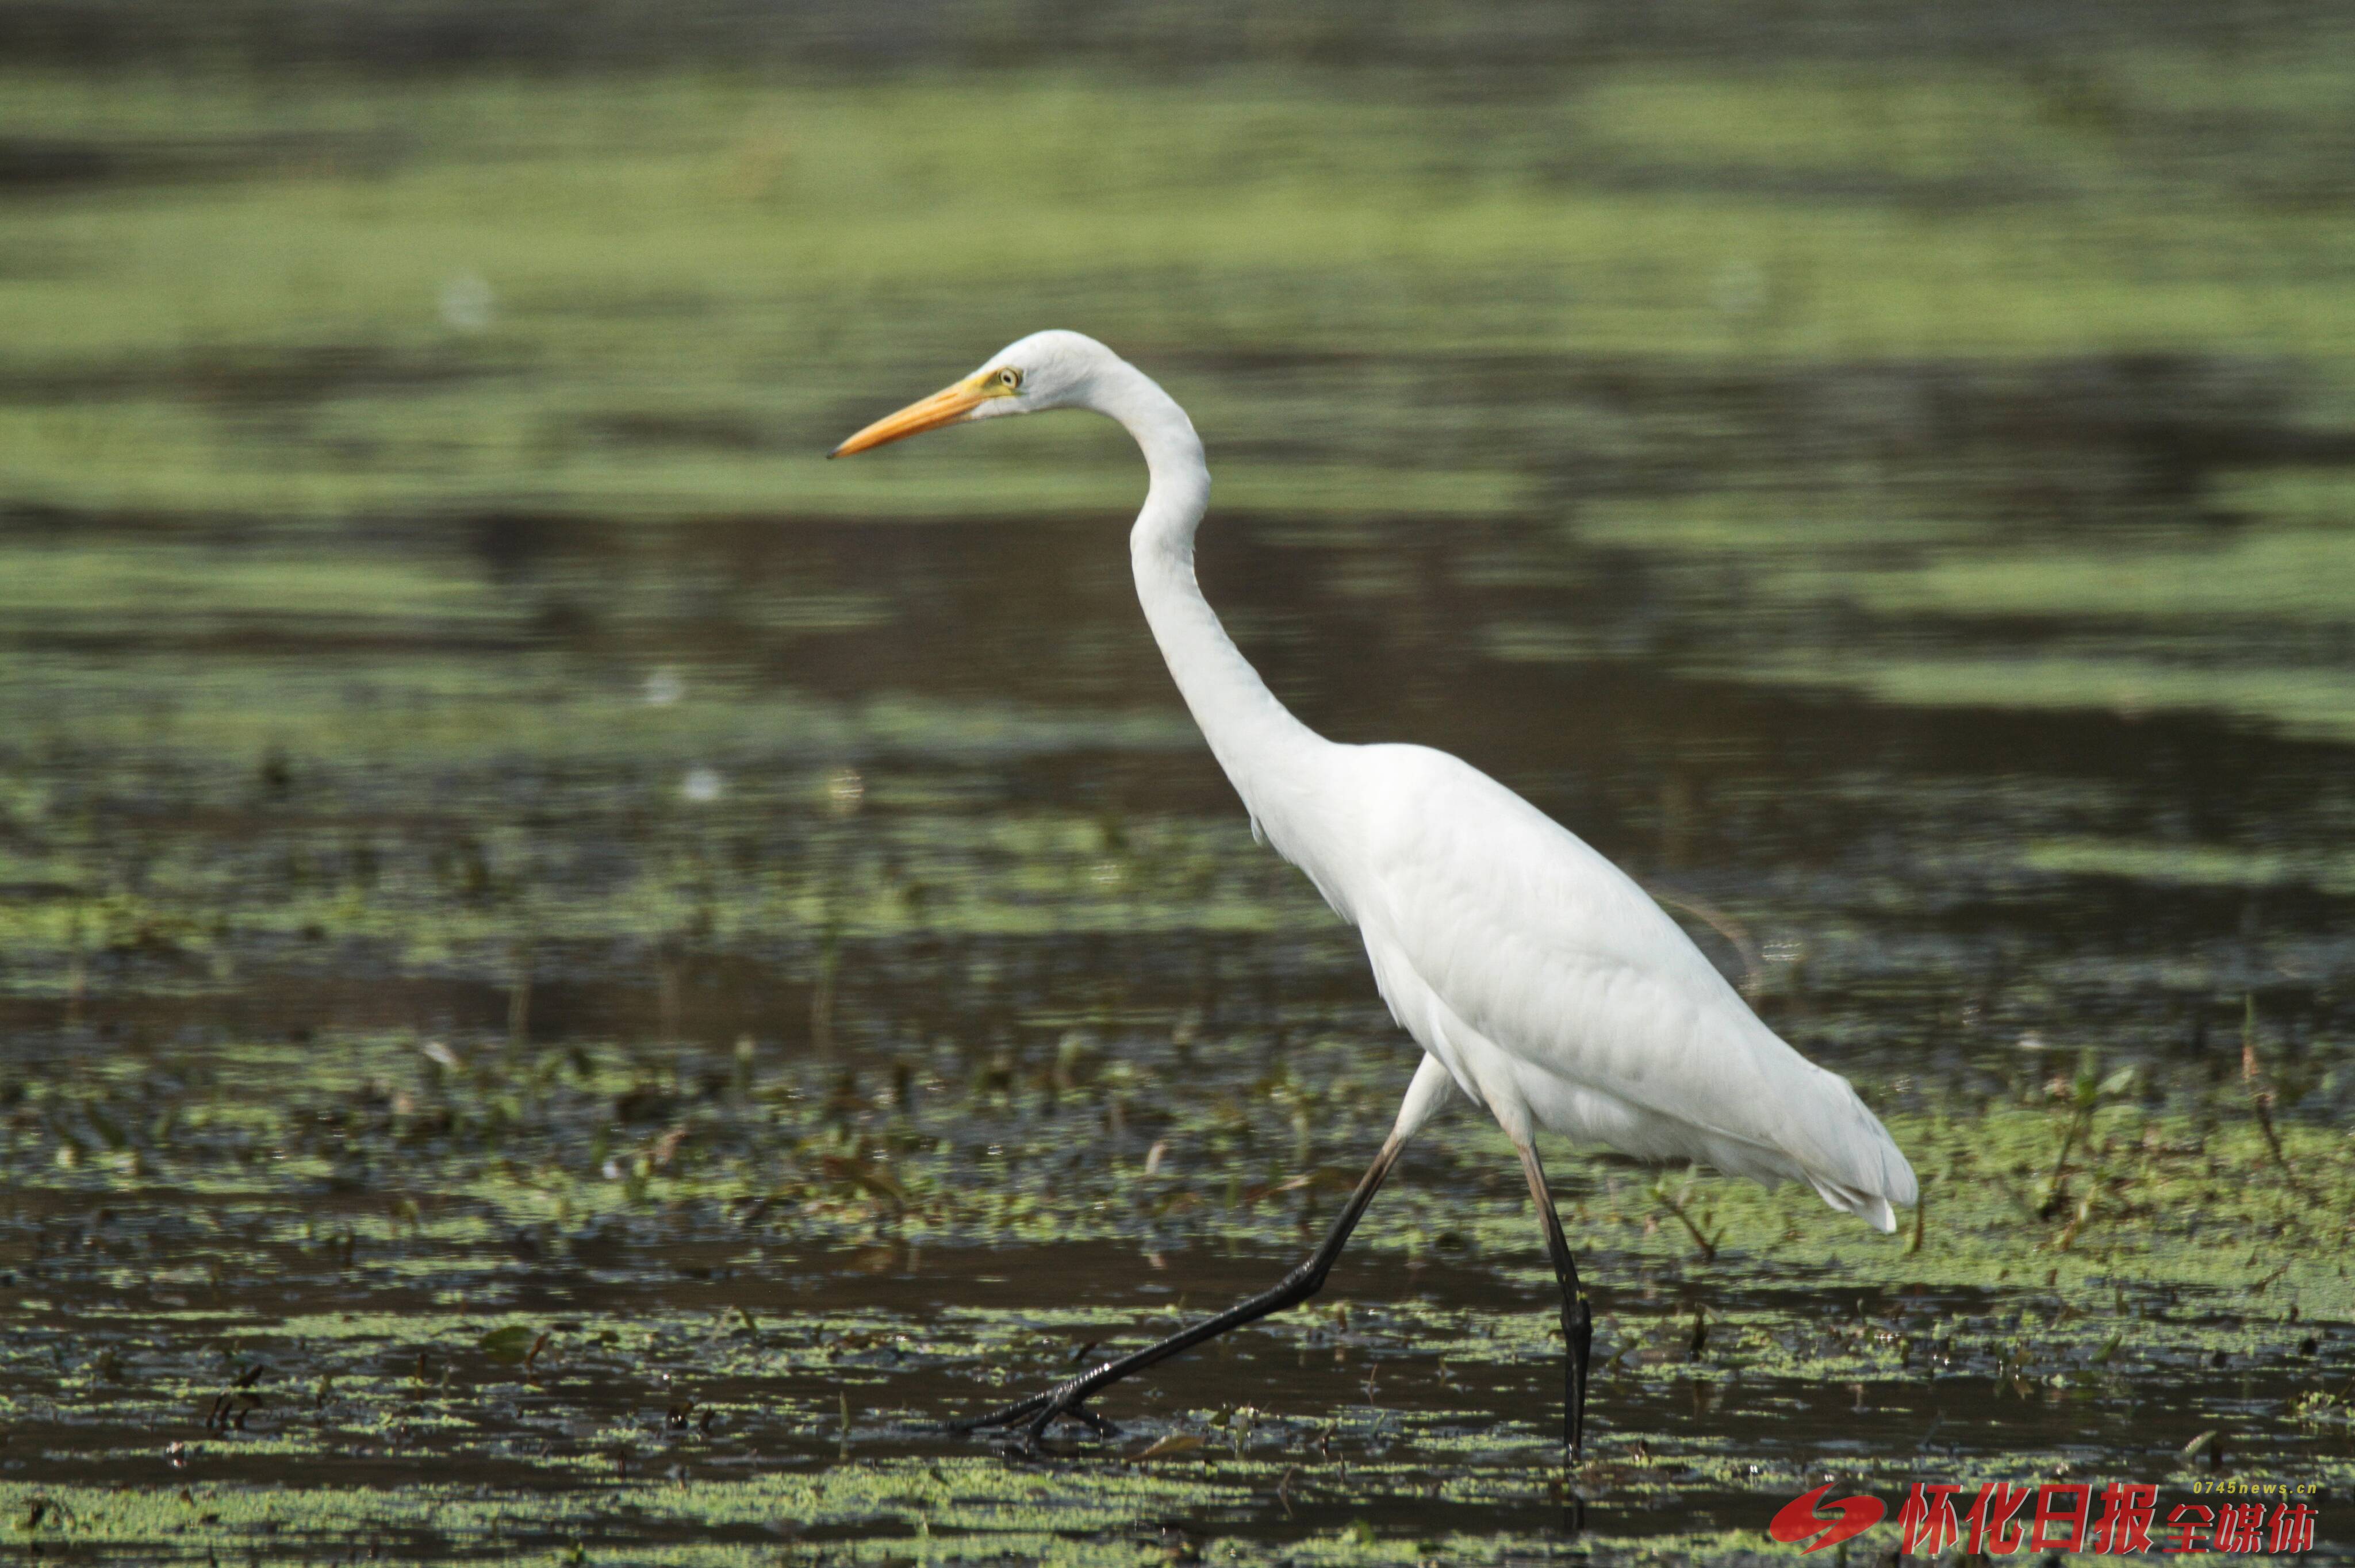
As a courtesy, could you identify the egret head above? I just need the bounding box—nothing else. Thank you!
[829,330,1114,458]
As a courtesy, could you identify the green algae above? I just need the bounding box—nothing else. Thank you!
[2020,839,2355,897]
[6,41,2355,526]
[5,19,2355,1567]
[6,1017,2350,1563]
[1539,465,2355,744]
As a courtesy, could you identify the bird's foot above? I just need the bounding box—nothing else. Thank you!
[1060,1404,1122,1439]
[947,1390,1050,1435]
[951,1379,1119,1452]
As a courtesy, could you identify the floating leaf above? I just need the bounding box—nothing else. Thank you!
[1129,1434,1206,1462]
[479,1325,542,1365]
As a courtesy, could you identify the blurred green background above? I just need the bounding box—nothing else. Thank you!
[4,4,2354,1563]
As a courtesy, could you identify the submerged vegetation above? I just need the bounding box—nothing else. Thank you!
[4,1022,2352,1562]
[3,5,2354,1561]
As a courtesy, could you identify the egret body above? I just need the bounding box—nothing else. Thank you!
[831,331,1916,1453]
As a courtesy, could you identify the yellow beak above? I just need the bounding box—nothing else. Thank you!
[829,377,992,458]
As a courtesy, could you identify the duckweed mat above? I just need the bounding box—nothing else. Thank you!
[6,7,2355,1562]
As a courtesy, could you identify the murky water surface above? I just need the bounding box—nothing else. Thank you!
[3,17,2354,1562]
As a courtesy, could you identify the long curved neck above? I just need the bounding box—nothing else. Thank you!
[1087,360,1329,825]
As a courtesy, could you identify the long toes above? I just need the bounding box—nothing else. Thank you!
[948,1409,1006,1434]
[952,1393,1050,1434]
[1065,1405,1121,1438]
[1025,1400,1085,1447]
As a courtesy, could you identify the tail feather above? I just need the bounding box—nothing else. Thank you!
[1808,1174,1900,1233]
[1798,1082,1915,1232]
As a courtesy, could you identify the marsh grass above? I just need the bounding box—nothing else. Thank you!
[5,23,2355,1564]
[2,1017,2352,1559]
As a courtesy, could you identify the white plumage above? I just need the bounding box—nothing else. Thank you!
[833,329,1917,1451]
[1339,741,1914,1230]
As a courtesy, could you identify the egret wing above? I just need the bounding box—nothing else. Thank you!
[1347,744,1914,1218]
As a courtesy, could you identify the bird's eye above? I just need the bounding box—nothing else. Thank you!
[998,368,1022,390]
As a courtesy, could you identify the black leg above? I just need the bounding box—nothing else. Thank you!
[954,1135,1407,1447]
[1516,1140,1594,1458]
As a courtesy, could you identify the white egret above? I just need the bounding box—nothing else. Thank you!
[831,331,1916,1455]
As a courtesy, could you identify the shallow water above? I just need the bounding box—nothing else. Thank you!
[4,22,2355,1564]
